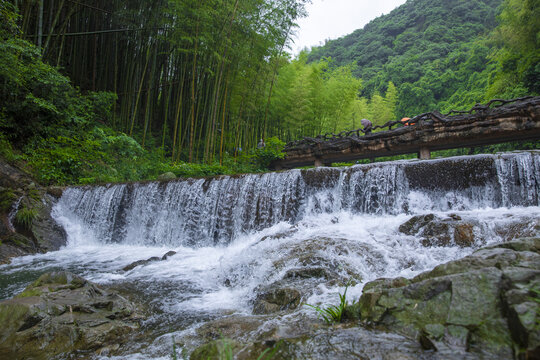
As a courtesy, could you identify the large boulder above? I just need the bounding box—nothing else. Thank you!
[399,213,540,248]
[0,271,143,359]
[398,214,478,247]
[189,318,438,360]
[350,237,540,359]
[29,194,67,252]
[0,158,68,263]
[252,285,302,315]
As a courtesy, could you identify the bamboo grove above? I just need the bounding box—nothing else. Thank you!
[17,0,309,163]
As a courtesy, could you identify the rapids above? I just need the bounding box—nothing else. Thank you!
[1,151,539,359]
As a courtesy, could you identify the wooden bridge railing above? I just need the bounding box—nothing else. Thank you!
[273,96,540,169]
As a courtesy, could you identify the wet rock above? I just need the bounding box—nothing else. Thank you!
[122,257,161,271]
[493,217,540,242]
[285,267,330,280]
[404,157,497,192]
[253,326,439,360]
[253,286,301,315]
[161,250,177,260]
[0,161,33,189]
[399,214,477,247]
[46,186,65,198]
[0,159,67,263]
[122,250,177,271]
[352,237,540,359]
[0,239,30,265]
[0,271,143,359]
[30,194,67,252]
[196,315,266,342]
[193,324,440,360]
[271,236,364,285]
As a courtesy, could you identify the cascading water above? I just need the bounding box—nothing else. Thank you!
[52,152,539,247]
[1,151,539,359]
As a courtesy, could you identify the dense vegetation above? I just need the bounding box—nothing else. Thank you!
[306,0,539,118]
[0,0,538,185]
[0,0,296,184]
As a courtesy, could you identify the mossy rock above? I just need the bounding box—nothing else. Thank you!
[190,338,242,360]
[0,188,16,212]
[157,172,176,181]
[0,271,142,360]
[253,287,301,315]
[356,238,540,359]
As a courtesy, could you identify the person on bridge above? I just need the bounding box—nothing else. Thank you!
[401,117,414,126]
[361,119,372,135]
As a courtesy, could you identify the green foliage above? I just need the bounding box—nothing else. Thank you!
[305,283,350,324]
[0,36,81,146]
[0,1,19,38]
[487,0,540,97]
[306,0,506,118]
[27,136,105,185]
[270,56,363,138]
[0,132,17,162]
[0,188,16,212]
[0,10,119,184]
[253,137,286,169]
[171,335,178,360]
[15,205,37,230]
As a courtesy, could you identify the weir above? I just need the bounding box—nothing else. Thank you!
[55,151,540,247]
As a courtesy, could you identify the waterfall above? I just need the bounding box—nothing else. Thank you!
[54,151,540,247]
[3,151,540,360]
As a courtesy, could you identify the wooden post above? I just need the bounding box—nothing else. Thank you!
[419,147,431,160]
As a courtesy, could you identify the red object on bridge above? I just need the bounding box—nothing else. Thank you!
[401,117,414,126]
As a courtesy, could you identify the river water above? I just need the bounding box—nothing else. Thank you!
[1,151,539,359]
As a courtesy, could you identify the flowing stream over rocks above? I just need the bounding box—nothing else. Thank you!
[1,151,539,359]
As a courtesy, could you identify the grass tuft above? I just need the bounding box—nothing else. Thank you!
[305,282,351,324]
[15,205,38,229]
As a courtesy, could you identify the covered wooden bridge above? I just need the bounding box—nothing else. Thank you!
[272,96,540,169]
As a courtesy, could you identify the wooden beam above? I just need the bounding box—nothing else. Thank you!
[273,97,540,169]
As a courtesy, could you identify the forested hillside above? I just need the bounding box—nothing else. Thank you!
[306,0,539,118]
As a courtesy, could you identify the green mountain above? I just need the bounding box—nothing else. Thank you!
[307,0,504,116]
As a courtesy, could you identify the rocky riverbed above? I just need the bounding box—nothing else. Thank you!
[1,237,538,359]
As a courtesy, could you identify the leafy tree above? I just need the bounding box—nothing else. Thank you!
[487,0,540,97]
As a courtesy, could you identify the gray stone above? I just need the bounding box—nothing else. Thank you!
[0,271,143,359]
[30,194,67,252]
[253,287,301,315]
[398,214,478,247]
[353,238,540,359]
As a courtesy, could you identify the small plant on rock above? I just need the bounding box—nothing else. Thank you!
[15,205,38,229]
[305,282,350,324]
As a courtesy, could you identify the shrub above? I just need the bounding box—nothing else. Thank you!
[27,136,105,185]
[252,137,285,169]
